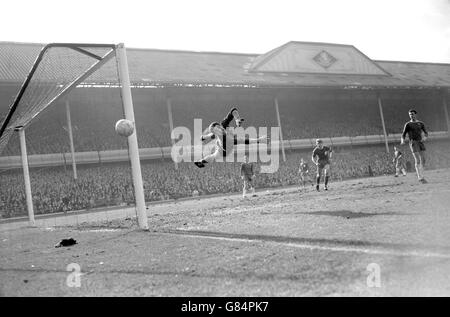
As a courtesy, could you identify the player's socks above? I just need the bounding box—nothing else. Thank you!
[418,169,427,183]
[316,184,320,191]
[415,164,421,180]
[324,176,329,187]
[416,163,426,180]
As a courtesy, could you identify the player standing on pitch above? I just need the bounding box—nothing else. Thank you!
[240,155,256,198]
[392,145,407,177]
[195,107,267,168]
[401,109,428,183]
[312,139,333,191]
[298,157,312,188]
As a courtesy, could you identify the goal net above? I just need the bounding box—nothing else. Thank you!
[0,43,148,229]
[0,44,117,153]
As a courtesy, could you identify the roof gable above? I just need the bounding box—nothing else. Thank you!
[250,41,390,76]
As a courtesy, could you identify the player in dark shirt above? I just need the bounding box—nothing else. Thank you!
[392,146,407,177]
[240,155,256,198]
[298,158,312,188]
[311,139,333,191]
[401,109,428,183]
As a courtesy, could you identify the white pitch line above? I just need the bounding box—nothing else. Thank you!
[168,232,450,259]
[281,242,450,259]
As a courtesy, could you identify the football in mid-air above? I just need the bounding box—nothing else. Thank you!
[115,119,134,137]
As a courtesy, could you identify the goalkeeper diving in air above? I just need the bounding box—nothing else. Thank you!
[194,107,267,168]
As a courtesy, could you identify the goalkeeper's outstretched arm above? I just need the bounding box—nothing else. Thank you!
[234,135,268,145]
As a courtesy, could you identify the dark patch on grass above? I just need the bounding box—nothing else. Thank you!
[301,210,396,219]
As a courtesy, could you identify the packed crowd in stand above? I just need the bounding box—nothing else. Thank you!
[2,140,450,218]
[0,89,446,155]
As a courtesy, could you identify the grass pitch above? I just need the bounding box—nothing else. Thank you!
[1,169,450,296]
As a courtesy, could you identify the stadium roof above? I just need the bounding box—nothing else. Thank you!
[0,41,449,88]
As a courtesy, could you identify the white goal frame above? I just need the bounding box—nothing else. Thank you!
[0,43,149,230]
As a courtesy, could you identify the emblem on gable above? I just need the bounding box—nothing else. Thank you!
[313,50,337,69]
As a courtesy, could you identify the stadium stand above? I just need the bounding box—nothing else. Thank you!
[1,41,449,218]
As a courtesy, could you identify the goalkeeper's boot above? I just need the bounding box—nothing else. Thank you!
[194,159,207,168]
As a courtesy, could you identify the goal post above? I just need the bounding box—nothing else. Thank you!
[16,126,35,226]
[0,43,149,230]
[115,44,148,230]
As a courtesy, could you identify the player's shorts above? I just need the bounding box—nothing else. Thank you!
[317,160,330,170]
[409,140,426,153]
[395,160,406,169]
[243,174,253,182]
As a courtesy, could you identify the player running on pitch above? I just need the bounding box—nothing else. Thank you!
[392,145,407,177]
[298,157,312,188]
[240,155,256,198]
[401,109,428,183]
[194,107,267,168]
[312,139,332,191]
